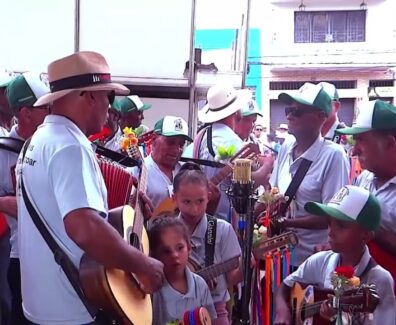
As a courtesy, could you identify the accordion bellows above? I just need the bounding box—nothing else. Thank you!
[98,158,134,209]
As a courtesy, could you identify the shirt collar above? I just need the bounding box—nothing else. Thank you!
[335,246,372,277]
[179,213,207,241]
[42,114,92,148]
[162,267,196,298]
[368,172,396,191]
[324,117,340,139]
[290,135,324,162]
[8,124,24,140]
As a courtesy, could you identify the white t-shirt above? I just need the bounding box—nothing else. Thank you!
[129,154,181,210]
[0,125,23,258]
[270,136,350,266]
[0,126,8,136]
[16,115,107,325]
[284,247,396,324]
[184,123,244,221]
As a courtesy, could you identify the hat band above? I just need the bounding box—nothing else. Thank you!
[209,95,237,112]
[49,73,111,92]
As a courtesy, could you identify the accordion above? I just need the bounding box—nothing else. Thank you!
[97,158,134,209]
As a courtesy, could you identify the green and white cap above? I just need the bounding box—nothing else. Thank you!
[6,72,50,110]
[154,115,193,142]
[241,98,263,117]
[337,100,396,135]
[0,72,14,88]
[117,95,152,114]
[305,185,381,231]
[278,82,332,116]
[317,82,339,101]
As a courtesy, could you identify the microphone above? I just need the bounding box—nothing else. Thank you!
[231,158,253,214]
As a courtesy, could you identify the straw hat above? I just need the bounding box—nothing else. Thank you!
[198,84,251,123]
[34,51,129,106]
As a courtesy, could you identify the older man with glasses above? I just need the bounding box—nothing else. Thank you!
[268,82,350,271]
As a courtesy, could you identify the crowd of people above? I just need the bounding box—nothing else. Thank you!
[0,50,395,325]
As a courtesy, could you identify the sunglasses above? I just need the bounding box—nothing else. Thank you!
[285,106,318,118]
[80,90,115,105]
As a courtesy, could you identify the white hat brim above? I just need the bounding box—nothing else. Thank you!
[199,89,251,123]
[34,82,130,106]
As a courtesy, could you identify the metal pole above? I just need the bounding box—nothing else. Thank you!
[241,0,252,88]
[187,0,197,138]
[74,0,81,52]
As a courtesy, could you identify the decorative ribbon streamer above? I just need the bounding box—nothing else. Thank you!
[264,254,272,325]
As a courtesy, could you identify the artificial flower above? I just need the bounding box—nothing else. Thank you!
[335,265,354,279]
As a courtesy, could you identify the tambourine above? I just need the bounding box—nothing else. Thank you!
[181,307,211,325]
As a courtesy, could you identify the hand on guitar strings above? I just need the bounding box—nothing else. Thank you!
[274,305,291,325]
[206,182,221,215]
[320,295,337,321]
[207,278,218,291]
[139,256,166,293]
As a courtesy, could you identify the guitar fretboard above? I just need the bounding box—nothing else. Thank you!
[196,256,239,282]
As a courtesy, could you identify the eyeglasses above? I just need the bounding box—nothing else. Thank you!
[255,128,263,131]
[285,106,318,118]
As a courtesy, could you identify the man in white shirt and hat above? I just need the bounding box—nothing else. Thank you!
[185,84,273,221]
[16,51,164,325]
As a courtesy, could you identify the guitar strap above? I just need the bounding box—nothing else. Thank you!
[282,158,313,213]
[20,138,98,319]
[0,136,24,154]
[205,215,217,267]
[192,125,216,159]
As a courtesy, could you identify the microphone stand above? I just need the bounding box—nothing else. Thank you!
[228,180,257,325]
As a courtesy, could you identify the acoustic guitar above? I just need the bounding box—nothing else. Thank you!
[79,142,151,325]
[152,143,260,217]
[290,282,380,325]
[252,231,298,259]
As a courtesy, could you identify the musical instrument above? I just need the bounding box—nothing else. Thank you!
[252,231,298,259]
[188,256,240,283]
[152,143,260,217]
[97,158,135,210]
[290,282,380,325]
[182,307,212,325]
[79,140,151,324]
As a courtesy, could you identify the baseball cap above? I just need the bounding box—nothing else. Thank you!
[117,95,152,114]
[278,123,288,130]
[110,98,121,110]
[241,98,263,117]
[153,116,193,142]
[6,72,50,110]
[278,82,332,116]
[304,185,381,231]
[318,82,339,101]
[0,72,14,88]
[336,100,396,135]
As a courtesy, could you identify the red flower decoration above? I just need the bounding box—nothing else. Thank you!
[335,265,354,279]
[88,126,111,143]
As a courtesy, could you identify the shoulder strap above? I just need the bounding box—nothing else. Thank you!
[204,215,217,267]
[283,158,313,212]
[192,125,216,159]
[359,257,378,283]
[0,137,24,154]
[206,125,216,158]
[20,139,97,319]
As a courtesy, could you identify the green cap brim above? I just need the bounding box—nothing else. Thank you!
[305,202,357,224]
[160,132,192,142]
[140,103,152,111]
[335,127,372,135]
[278,93,313,107]
[243,111,263,117]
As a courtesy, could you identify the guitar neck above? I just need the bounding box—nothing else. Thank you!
[253,232,298,257]
[196,256,239,282]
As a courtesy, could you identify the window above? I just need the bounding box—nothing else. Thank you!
[294,10,366,43]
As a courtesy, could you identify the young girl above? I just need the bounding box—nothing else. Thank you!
[173,163,243,325]
[148,217,217,325]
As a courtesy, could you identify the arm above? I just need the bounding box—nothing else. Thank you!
[64,208,164,292]
[375,227,396,257]
[0,196,17,218]
[252,155,274,188]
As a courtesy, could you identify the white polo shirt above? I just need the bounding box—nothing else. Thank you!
[283,247,396,324]
[0,126,8,136]
[152,267,216,325]
[270,136,349,266]
[104,127,122,152]
[0,125,23,258]
[184,123,244,221]
[16,115,107,325]
[129,154,182,210]
[355,171,396,235]
[180,214,241,304]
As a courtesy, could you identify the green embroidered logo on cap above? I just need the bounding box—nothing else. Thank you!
[174,118,183,131]
[330,187,349,205]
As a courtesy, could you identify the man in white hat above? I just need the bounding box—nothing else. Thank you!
[336,100,396,291]
[234,98,263,142]
[0,72,50,324]
[270,82,350,270]
[16,51,165,325]
[186,84,273,221]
